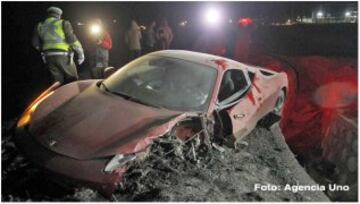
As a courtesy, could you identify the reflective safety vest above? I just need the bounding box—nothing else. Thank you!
[37,17,70,51]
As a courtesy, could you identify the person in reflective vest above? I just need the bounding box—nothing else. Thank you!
[32,6,85,84]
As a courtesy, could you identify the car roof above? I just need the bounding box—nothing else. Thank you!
[149,50,248,71]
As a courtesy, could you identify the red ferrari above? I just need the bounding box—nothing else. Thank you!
[15,50,288,196]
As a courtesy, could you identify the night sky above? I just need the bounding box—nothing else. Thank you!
[1,1,358,120]
[4,2,357,28]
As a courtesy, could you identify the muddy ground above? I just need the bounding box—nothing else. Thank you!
[2,120,329,201]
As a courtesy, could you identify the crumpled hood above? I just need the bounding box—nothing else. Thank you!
[29,83,180,160]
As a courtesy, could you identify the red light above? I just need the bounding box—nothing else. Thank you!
[238,18,253,27]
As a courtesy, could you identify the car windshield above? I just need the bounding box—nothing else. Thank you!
[102,55,218,112]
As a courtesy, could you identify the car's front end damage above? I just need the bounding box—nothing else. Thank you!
[15,51,277,197]
[15,102,214,196]
[15,126,127,195]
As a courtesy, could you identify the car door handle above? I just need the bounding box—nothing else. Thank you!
[233,114,245,119]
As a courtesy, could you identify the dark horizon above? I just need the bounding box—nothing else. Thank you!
[3,2,358,24]
[2,1,358,120]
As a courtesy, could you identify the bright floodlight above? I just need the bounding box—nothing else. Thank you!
[317,11,324,18]
[90,24,101,35]
[205,7,221,25]
[345,11,351,17]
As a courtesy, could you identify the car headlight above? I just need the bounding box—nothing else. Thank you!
[17,82,60,128]
[104,154,136,173]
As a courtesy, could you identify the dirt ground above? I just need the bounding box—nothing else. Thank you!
[2,120,329,201]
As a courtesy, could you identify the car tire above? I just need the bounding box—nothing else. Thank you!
[273,89,286,116]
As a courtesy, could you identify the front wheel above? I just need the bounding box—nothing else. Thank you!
[273,89,286,116]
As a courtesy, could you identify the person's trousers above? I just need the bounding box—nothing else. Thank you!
[46,55,78,84]
[95,47,109,68]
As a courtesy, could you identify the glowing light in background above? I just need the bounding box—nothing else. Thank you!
[179,20,188,26]
[90,24,102,35]
[316,11,324,18]
[238,18,253,27]
[345,11,351,17]
[204,7,222,26]
[313,82,357,109]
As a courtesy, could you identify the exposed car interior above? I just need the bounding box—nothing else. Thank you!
[214,69,251,142]
[217,69,250,107]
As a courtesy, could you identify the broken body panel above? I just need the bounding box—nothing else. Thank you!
[15,50,288,196]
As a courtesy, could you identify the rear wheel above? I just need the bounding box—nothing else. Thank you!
[273,89,286,116]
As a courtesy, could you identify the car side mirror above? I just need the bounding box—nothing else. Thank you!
[103,67,116,78]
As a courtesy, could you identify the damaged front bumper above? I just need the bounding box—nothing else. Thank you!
[14,127,126,196]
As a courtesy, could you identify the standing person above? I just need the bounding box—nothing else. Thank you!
[156,18,173,50]
[93,18,112,68]
[32,6,84,84]
[125,20,142,60]
[143,21,156,54]
[89,18,112,78]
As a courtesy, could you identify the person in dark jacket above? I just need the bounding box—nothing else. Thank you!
[32,6,84,84]
[143,21,156,54]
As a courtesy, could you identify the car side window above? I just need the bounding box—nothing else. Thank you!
[218,69,249,103]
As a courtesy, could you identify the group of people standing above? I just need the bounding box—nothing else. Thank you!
[125,18,174,60]
[32,6,174,85]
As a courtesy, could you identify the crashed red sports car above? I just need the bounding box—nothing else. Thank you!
[15,50,288,196]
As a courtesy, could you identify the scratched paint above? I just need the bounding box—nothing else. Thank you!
[247,90,256,105]
[252,82,262,93]
[213,59,228,70]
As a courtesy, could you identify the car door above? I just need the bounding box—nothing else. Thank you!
[253,70,280,119]
[217,69,262,139]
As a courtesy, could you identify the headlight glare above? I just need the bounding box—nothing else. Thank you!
[16,82,60,128]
